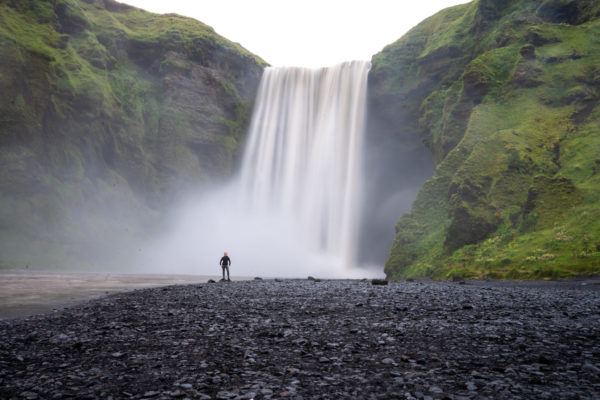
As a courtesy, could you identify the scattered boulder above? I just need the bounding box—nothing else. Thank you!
[207,279,216,283]
[371,279,389,286]
[253,277,263,281]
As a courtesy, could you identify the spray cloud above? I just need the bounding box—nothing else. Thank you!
[139,61,374,278]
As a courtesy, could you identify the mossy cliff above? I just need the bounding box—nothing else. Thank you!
[371,0,600,279]
[0,0,265,267]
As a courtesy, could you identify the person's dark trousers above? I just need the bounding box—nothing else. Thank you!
[222,266,230,281]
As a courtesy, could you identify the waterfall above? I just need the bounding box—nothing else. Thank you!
[239,61,370,269]
[141,61,372,278]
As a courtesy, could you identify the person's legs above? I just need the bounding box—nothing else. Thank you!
[225,266,230,281]
[222,266,226,280]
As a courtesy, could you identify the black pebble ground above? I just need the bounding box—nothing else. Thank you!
[1,280,599,399]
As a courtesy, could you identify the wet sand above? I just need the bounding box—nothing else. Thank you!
[0,271,235,319]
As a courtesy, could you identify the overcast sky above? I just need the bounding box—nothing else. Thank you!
[119,0,471,67]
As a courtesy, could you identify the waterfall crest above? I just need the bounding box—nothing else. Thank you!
[239,61,370,268]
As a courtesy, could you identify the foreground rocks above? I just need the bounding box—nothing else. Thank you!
[1,280,599,399]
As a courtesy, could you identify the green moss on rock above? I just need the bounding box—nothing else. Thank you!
[0,0,266,268]
[374,0,600,279]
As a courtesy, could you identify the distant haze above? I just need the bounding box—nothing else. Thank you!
[119,0,470,67]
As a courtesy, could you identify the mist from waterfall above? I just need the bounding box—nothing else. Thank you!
[140,61,376,278]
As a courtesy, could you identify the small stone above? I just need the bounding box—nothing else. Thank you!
[52,333,70,343]
[253,277,263,280]
[583,363,600,374]
[382,358,395,365]
[466,382,477,391]
[111,352,125,358]
[180,383,193,390]
[538,354,552,364]
[429,386,443,394]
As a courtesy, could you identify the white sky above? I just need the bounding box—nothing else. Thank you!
[119,0,471,67]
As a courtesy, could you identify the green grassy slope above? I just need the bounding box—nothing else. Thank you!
[0,0,266,268]
[370,0,600,279]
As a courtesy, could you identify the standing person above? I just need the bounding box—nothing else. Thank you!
[220,252,231,282]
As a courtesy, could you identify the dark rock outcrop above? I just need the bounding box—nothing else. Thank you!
[519,43,536,59]
[0,0,266,268]
[536,0,600,25]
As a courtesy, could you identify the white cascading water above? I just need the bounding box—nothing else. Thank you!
[239,61,370,269]
[141,61,373,278]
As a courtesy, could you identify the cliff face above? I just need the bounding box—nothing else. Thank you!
[0,0,265,267]
[371,0,600,279]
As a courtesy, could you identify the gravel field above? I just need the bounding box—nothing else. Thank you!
[1,279,599,399]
